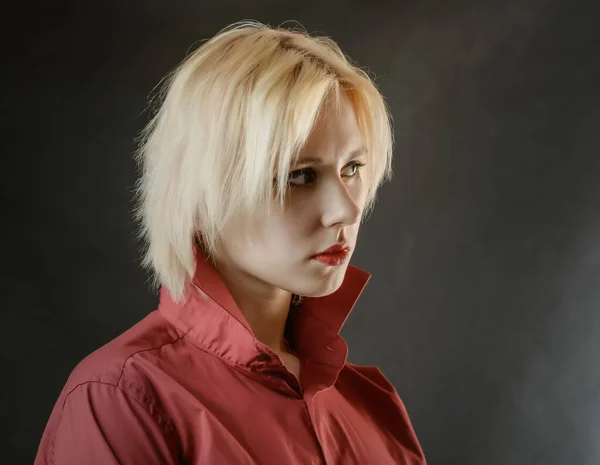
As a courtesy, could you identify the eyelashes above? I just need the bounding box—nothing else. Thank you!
[288,168,316,186]
[342,161,366,178]
[287,161,366,187]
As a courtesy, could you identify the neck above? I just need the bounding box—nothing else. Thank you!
[214,261,292,354]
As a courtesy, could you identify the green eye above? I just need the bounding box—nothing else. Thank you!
[342,161,366,177]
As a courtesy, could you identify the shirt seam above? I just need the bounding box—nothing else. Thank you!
[50,380,178,465]
[115,328,189,386]
[60,380,175,432]
[59,329,189,430]
[48,328,191,465]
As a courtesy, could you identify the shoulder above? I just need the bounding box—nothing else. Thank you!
[342,361,399,397]
[338,362,427,463]
[35,313,186,464]
[62,310,186,397]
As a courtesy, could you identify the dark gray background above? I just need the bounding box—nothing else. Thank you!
[3,0,599,463]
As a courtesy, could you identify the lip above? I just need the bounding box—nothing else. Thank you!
[311,243,351,266]
[315,243,350,255]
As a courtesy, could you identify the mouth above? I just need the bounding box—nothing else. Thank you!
[311,243,352,266]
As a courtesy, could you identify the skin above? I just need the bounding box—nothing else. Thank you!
[213,92,369,378]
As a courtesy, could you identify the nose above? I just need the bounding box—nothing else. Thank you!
[319,176,362,228]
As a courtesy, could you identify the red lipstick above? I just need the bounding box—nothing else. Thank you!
[311,244,351,266]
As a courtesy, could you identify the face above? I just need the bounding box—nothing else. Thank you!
[215,93,369,300]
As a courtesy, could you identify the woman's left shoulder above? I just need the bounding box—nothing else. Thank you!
[341,361,399,397]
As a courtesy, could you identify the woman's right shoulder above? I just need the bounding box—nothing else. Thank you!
[62,310,187,395]
[34,311,187,465]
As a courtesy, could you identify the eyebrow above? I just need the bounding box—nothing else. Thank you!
[295,146,368,167]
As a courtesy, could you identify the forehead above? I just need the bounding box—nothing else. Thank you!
[296,93,366,165]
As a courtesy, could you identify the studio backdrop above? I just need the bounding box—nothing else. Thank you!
[3,0,599,464]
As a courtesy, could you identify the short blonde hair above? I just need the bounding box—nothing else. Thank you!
[132,20,394,303]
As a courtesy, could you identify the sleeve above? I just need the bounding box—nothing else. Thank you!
[39,381,180,465]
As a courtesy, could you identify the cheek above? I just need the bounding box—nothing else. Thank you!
[352,178,369,208]
[255,212,303,252]
[283,192,319,232]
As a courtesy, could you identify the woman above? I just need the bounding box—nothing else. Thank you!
[35,20,427,464]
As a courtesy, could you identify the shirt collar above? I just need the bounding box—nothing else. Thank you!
[157,245,370,375]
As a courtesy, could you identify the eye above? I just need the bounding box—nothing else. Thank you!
[288,167,317,186]
[342,161,366,178]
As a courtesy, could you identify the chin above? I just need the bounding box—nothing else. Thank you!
[295,265,347,298]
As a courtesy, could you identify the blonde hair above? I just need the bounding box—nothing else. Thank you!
[132,20,394,303]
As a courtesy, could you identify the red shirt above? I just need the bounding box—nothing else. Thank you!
[35,247,426,464]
